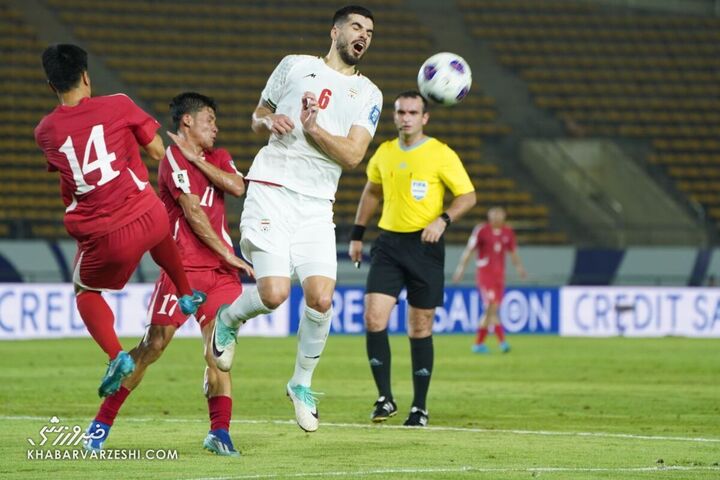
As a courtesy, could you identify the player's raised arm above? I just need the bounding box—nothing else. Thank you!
[300,92,375,170]
[349,180,383,264]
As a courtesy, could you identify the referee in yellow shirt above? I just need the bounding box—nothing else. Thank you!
[348,91,476,426]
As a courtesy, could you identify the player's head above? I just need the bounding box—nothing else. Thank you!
[394,91,429,138]
[488,206,506,227]
[170,92,218,150]
[331,6,374,66]
[41,44,89,94]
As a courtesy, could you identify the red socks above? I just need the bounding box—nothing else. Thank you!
[76,291,122,359]
[475,327,488,345]
[208,395,232,431]
[150,233,192,297]
[94,392,232,431]
[495,324,506,343]
[95,386,131,426]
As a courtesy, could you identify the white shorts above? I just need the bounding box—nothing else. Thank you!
[239,182,337,282]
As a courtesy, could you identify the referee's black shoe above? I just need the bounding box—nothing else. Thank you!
[371,396,397,422]
[403,406,429,427]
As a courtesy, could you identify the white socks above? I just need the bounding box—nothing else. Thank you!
[221,286,273,329]
[290,305,332,387]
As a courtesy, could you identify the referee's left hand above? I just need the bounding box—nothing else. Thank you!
[421,218,447,243]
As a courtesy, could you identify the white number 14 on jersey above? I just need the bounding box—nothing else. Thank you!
[59,124,120,195]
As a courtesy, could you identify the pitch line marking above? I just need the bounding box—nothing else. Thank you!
[181,465,720,480]
[1,415,718,444]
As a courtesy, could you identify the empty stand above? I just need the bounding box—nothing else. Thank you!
[2,0,61,237]
[459,0,720,234]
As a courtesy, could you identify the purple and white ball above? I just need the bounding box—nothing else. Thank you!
[417,52,472,106]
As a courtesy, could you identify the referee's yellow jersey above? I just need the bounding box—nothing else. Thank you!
[367,137,475,232]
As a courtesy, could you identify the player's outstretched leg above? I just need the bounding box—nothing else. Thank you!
[75,290,135,397]
[84,326,176,450]
[212,286,273,371]
[202,319,240,457]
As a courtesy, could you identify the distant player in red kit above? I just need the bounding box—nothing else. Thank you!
[34,44,205,397]
[453,207,526,353]
[84,93,253,456]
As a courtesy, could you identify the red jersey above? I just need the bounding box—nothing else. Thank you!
[34,94,161,239]
[469,223,516,278]
[158,145,241,272]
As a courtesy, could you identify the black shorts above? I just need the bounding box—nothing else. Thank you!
[366,229,445,309]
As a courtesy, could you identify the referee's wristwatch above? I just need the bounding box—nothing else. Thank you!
[440,212,452,227]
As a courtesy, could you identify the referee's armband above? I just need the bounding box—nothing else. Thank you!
[350,224,366,241]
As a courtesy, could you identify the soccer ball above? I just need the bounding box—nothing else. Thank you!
[417,52,472,106]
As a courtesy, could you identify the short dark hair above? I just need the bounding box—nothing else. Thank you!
[169,92,217,131]
[41,44,88,93]
[394,90,429,112]
[333,5,374,25]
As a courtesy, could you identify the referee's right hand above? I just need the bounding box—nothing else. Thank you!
[349,240,363,267]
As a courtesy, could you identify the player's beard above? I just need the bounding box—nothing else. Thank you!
[336,36,361,66]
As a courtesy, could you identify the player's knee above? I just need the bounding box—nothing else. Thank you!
[258,284,288,310]
[305,295,332,313]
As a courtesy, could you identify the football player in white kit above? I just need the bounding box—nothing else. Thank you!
[211,5,382,432]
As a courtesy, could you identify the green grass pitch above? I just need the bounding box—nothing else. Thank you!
[0,335,718,479]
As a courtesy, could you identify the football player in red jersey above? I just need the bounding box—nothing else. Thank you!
[453,207,527,353]
[34,44,205,397]
[84,92,253,456]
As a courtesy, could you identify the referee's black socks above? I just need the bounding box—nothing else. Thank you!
[366,329,393,400]
[410,335,434,411]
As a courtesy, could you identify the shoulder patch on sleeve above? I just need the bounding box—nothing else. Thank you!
[369,105,380,126]
[172,170,191,193]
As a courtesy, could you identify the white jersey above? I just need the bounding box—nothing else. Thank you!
[246,55,383,200]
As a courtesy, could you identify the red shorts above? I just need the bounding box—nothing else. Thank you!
[477,272,505,306]
[149,269,242,329]
[73,200,169,291]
